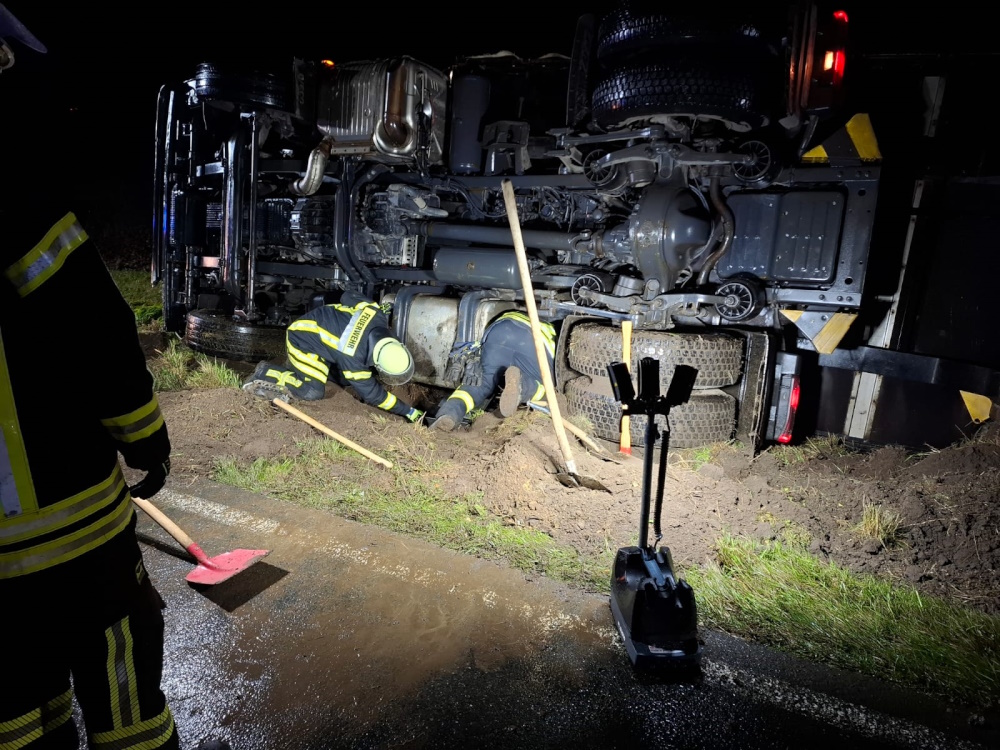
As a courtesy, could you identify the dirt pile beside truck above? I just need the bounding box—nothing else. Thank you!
[153,378,1000,617]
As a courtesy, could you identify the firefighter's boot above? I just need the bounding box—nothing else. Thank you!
[499,366,522,417]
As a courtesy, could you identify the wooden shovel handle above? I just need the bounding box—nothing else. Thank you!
[132,496,196,550]
[272,399,394,469]
[501,180,579,476]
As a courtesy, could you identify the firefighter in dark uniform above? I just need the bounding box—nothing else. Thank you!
[429,311,556,431]
[243,290,425,423]
[0,7,181,749]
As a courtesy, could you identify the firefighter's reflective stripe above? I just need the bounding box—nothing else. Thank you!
[377,393,398,411]
[0,469,133,579]
[287,341,329,382]
[449,390,475,414]
[105,616,141,730]
[100,397,164,445]
[529,383,546,403]
[4,213,88,297]
[0,464,126,544]
[0,332,36,518]
[342,370,372,381]
[0,688,73,749]
[498,312,555,360]
[92,705,175,750]
[266,369,302,387]
[339,305,377,357]
[287,319,340,350]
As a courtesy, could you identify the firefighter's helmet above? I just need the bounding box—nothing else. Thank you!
[0,4,45,72]
[372,337,414,387]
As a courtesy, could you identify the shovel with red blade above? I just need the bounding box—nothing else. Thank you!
[132,497,270,585]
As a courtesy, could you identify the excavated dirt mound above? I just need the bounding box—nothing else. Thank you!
[154,378,1000,616]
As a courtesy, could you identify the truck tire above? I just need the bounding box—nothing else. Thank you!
[566,322,744,389]
[596,7,777,63]
[185,310,286,362]
[591,60,772,130]
[565,377,736,448]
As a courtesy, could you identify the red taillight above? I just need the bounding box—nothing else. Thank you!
[832,50,846,79]
[777,376,800,444]
[833,10,848,23]
[320,59,335,68]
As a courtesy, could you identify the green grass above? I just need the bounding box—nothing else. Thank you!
[853,500,904,548]
[212,437,610,590]
[685,534,1000,706]
[111,269,162,329]
[208,411,999,707]
[149,339,242,391]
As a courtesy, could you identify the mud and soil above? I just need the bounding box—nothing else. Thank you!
[147,335,1000,616]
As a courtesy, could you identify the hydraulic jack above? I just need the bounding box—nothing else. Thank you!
[606,357,702,669]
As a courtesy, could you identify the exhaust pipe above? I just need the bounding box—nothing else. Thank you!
[290,137,334,197]
[696,177,735,287]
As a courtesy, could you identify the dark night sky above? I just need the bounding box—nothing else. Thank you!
[3,1,998,233]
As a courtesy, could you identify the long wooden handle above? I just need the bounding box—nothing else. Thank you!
[620,319,633,456]
[501,180,579,475]
[132,496,196,549]
[272,399,393,469]
[534,403,605,453]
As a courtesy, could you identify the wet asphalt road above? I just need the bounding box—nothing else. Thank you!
[121,479,998,750]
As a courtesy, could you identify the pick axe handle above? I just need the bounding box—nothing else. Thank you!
[273,399,394,469]
[501,179,578,476]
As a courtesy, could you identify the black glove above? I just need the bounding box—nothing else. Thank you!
[130,458,171,499]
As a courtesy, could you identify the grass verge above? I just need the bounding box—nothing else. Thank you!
[111,269,162,329]
[212,438,610,590]
[149,339,242,391]
[208,423,1000,707]
[685,533,1000,707]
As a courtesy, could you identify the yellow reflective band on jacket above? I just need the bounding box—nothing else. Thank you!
[498,311,555,360]
[530,382,546,403]
[377,393,398,411]
[288,319,341,350]
[450,390,475,414]
[4,213,89,297]
[100,397,164,445]
[287,341,329,382]
[340,305,377,357]
[0,331,36,518]
[342,370,372,381]
[0,688,73,749]
[0,465,133,579]
[92,704,175,750]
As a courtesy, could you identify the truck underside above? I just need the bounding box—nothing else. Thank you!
[152,2,875,449]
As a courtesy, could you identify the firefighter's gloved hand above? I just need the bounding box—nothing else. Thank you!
[405,408,425,424]
[130,458,171,499]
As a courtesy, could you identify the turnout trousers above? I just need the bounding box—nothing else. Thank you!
[0,515,178,750]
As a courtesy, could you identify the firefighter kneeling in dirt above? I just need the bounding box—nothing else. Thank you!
[243,291,424,423]
[429,311,556,432]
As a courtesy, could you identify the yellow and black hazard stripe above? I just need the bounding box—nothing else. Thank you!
[801,113,882,165]
[0,688,74,748]
[4,213,89,297]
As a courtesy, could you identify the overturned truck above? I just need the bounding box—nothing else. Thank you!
[153,1,877,449]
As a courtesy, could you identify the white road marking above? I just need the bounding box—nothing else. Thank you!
[147,489,988,748]
[154,489,282,535]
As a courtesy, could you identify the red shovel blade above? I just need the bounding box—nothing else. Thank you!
[184,543,270,586]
